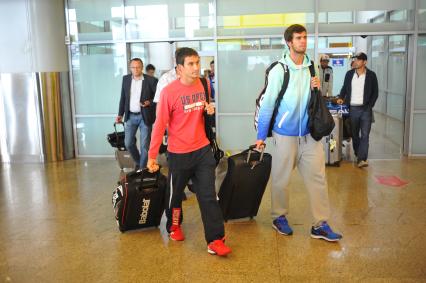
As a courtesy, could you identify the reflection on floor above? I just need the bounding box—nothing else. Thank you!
[1,158,426,282]
[369,111,404,159]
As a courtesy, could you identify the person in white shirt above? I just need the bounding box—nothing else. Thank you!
[337,52,378,168]
[153,68,178,103]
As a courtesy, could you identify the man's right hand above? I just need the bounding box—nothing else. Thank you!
[115,116,123,123]
[336,98,344,105]
[147,158,159,173]
[255,140,265,150]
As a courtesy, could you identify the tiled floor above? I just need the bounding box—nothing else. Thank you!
[1,157,426,282]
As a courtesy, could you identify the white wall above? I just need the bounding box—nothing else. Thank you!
[147,43,174,73]
[0,0,68,73]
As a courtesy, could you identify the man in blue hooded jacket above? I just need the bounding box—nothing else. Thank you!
[255,24,342,242]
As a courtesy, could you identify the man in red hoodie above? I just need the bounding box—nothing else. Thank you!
[147,47,231,256]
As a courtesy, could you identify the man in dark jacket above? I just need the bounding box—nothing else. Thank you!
[115,58,158,169]
[337,52,378,168]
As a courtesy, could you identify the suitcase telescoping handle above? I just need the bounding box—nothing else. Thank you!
[247,145,265,164]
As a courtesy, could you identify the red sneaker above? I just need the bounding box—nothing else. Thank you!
[207,238,232,256]
[169,226,185,241]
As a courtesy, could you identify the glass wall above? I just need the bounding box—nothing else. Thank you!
[412,35,426,154]
[387,35,407,121]
[129,41,215,78]
[65,0,426,157]
[71,44,126,155]
[129,42,174,78]
[68,0,124,41]
[368,35,407,158]
[420,0,426,30]
[370,36,387,115]
[125,0,214,40]
[217,0,314,37]
[318,0,415,33]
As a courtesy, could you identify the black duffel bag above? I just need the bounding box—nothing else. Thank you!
[112,169,167,232]
[307,64,335,141]
[107,122,126,150]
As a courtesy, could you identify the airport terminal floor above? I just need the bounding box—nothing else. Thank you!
[1,157,426,282]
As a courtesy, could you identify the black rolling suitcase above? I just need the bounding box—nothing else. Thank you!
[218,146,271,221]
[112,169,166,232]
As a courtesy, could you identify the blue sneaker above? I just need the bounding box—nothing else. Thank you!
[272,215,293,235]
[310,222,342,242]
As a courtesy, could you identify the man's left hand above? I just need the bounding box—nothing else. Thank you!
[205,102,215,115]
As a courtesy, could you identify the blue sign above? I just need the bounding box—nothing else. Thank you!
[332,59,344,67]
[327,103,350,116]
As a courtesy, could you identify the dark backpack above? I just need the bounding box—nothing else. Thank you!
[254,61,290,137]
[307,64,335,141]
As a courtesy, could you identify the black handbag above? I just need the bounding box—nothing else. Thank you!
[107,122,126,150]
[307,64,335,141]
[200,78,224,166]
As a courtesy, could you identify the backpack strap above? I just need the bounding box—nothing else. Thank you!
[275,62,290,108]
[308,60,320,93]
[308,60,316,77]
[200,77,224,165]
[200,77,210,103]
[271,62,290,124]
[265,62,290,136]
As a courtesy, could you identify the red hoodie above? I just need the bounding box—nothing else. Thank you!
[148,78,210,160]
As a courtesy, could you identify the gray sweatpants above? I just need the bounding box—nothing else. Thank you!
[271,133,330,226]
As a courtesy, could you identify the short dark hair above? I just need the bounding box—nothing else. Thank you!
[130,58,143,65]
[284,24,307,43]
[145,64,155,71]
[175,47,199,66]
[210,60,214,65]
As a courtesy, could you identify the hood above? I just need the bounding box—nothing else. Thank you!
[281,45,312,70]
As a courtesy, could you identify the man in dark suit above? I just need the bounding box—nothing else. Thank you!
[115,58,158,169]
[337,52,378,168]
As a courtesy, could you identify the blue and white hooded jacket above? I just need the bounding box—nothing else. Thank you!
[256,47,314,140]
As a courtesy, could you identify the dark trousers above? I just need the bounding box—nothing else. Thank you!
[166,145,225,243]
[350,106,373,162]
